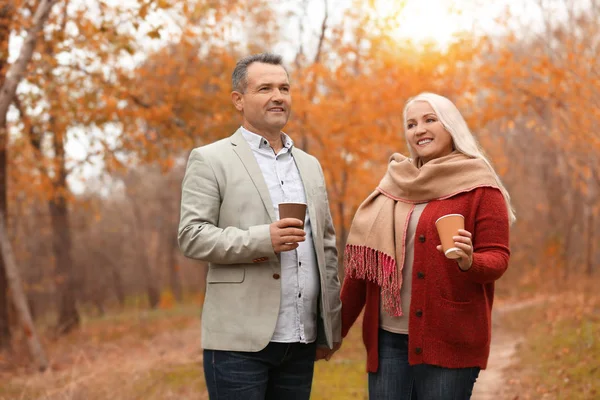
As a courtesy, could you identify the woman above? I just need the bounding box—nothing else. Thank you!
[341,92,515,400]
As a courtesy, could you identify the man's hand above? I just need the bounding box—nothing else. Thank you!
[315,346,329,361]
[325,341,342,361]
[270,218,305,253]
[315,341,342,362]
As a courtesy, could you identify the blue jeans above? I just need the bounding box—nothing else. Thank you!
[203,341,317,400]
[369,329,480,400]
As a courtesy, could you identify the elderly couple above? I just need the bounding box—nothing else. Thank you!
[177,53,514,400]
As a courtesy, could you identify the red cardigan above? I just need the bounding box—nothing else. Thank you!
[341,187,510,373]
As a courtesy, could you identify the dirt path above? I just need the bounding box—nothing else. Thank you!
[471,330,522,399]
[471,297,549,399]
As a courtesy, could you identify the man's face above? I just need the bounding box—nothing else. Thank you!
[232,62,291,136]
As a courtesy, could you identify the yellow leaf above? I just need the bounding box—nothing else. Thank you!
[147,29,161,39]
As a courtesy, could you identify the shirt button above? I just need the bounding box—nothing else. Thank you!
[415,347,423,355]
[417,271,425,279]
[416,309,423,317]
[273,273,280,280]
[299,262,302,266]
[298,293,302,298]
[263,140,268,145]
[418,235,425,243]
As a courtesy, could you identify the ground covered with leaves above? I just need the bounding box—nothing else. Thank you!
[0,289,597,400]
[501,291,600,400]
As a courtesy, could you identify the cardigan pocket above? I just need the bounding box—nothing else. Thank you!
[431,298,488,348]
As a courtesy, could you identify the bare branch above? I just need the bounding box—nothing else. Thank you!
[294,0,309,70]
[12,96,51,180]
[0,0,58,127]
[313,0,329,64]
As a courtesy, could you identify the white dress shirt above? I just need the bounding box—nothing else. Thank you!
[241,127,319,344]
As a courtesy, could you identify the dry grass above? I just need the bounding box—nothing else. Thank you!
[0,304,205,400]
[312,317,368,399]
[6,289,597,400]
[500,290,600,400]
[0,303,367,400]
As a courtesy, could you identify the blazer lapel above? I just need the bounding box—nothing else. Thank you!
[292,150,318,238]
[230,129,276,223]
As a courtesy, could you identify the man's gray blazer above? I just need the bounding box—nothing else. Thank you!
[178,129,342,352]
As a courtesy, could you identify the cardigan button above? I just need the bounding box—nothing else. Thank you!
[417,271,425,279]
[273,273,280,280]
[418,235,425,243]
[415,309,423,317]
[415,347,423,355]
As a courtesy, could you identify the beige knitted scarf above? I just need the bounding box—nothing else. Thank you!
[344,151,500,317]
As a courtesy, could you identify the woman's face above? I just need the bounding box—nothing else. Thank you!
[405,101,454,164]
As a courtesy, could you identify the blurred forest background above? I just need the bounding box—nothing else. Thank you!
[0,0,598,399]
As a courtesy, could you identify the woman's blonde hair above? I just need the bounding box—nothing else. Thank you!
[403,92,516,224]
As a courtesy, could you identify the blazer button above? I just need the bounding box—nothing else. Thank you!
[415,347,422,355]
[418,235,425,243]
[273,273,280,280]
[417,271,425,279]
[415,309,423,317]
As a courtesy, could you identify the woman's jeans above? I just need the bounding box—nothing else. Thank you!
[369,329,480,400]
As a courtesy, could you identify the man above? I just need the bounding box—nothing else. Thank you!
[178,52,342,399]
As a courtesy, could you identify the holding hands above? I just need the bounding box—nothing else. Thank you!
[315,341,342,362]
[437,229,474,271]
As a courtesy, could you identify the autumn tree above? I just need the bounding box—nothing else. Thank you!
[287,0,485,265]
[10,0,192,331]
[0,0,16,350]
[0,0,55,367]
[474,0,600,282]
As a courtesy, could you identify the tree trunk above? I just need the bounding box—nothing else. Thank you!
[586,209,595,276]
[0,0,57,350]
[336,199,346,277]
[91,248,125,308]
[168,233,183,302]
[0,2,15,351]
[131,202,160,308]
[335,169,349,275]
[50,116,79,334]
[50,193,80,334]
[0,135,9,348]
[0,212,48,371]
[111,265,126,308]
[585,158,598,276]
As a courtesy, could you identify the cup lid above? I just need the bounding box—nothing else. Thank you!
[435,214,464,224]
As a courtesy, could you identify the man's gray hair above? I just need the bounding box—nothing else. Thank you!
[232,53,286,93]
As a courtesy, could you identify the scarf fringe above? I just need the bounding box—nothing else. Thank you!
[344,244,403,317]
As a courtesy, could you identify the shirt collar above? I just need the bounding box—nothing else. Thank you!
[240,126,294,152]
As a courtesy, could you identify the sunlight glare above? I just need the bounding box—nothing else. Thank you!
[374,0,473,48]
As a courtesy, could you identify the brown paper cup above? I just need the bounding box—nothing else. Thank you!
[278,202,307,229]
[435,214,464,259]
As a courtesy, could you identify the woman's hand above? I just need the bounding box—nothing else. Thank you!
[436,229,474,271]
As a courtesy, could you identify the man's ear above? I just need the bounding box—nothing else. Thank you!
[231,91,244,112]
